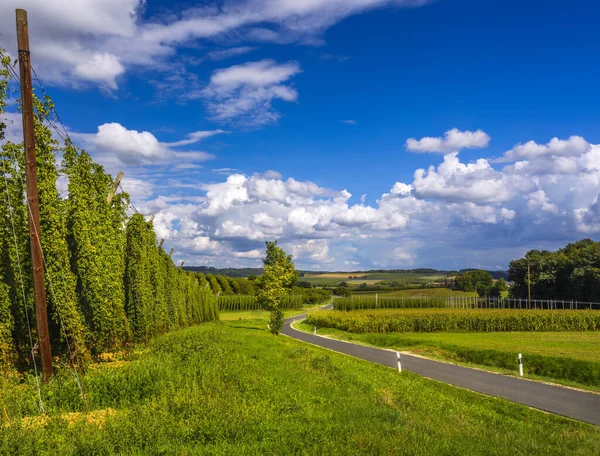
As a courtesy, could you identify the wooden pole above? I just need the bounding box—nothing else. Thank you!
[148,215,155,223]
[180,261,185,268]
[107,171,124,203]
[158,239,164,249]
[527,262,531,309]
[169,248,174,258]
[16,9,53,383]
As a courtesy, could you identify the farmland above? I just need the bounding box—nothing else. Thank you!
[2,319,600,454]
[301,271,447,287]
[306,309,600,333]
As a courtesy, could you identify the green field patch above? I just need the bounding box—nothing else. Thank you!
[2,321,600,454]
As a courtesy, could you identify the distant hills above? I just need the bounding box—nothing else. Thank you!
[183,266,509,280]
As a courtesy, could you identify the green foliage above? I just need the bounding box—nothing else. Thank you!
[455,270,493,297]
[124,215,217,342]
[215,275,233,294]
[333,285,352,297]
[489,279,508,297]
[0,53,218,368]
[509,239,600,301]
[205,274,221,294]
[256,241,297,334]
[307,309,600,333]
[63,141,130,352]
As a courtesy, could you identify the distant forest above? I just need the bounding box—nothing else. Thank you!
[183,266,509,280]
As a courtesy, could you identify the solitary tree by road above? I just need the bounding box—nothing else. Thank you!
[256,241,298,334]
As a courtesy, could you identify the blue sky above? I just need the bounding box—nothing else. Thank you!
[1,0,600,270]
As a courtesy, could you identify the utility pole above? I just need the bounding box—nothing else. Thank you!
[16,9,53,383]
[527,261,531,309]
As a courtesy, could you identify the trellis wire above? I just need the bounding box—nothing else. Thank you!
[1,157,44,412]
[334,295,600,311]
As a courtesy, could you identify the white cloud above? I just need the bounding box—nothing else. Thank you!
[199,59,302,126]
[232,249,263,259]
[0,0,431,90]
[341,119,357,125]
[73,53,124,90]
[73,122,219,166]
[406,128,491,154]
[163,129,227,147]
[412,152,518,203]
[499,135,590,163]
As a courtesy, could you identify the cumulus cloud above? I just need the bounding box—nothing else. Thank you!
[138,131,600,269]
[406,128,491,153]
[73,122,221,166]
[198,59,302,126]
[498,135,591,163]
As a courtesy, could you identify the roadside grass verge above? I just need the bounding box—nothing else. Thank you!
[1,320,600,454]
[297,322,600,391]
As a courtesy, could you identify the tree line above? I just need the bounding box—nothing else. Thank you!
[508,239,600,302]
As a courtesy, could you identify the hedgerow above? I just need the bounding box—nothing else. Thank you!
[306,309,600,333]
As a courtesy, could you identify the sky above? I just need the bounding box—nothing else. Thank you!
[1,0,600,271]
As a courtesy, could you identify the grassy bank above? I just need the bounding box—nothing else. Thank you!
[2,320,600,454]
[297,322,600,390]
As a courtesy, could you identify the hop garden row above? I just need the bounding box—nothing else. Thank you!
[0,77,218,370]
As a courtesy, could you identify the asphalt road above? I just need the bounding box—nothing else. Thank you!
[282,308,600,427]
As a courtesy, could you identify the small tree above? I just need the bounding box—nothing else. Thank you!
[489,278,508,297]
[256,241,297,334]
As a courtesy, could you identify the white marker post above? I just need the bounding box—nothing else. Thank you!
[313,327,317,335]
[397,352,402,372]
[518,353,523,376]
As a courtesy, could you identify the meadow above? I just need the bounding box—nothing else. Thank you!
[2,319,600,455]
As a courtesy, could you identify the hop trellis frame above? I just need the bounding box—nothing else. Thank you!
[0,50,219,373]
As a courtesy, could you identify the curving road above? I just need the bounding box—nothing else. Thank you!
[282,307,600,426]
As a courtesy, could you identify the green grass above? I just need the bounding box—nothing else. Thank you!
[297,322,600,390]
[219,302,330,321]
[2,320,600,454]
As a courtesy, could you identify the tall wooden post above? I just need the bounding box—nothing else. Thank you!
[16,9,53,382]
[527,261,531,309]
[169,248,174,258]
[158,239,164,249]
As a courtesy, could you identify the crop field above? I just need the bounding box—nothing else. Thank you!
[2,320,600,454]
[302,271,447,287]
[360,288,478,298]
[306,309,600,333]
[296,322,600,390]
